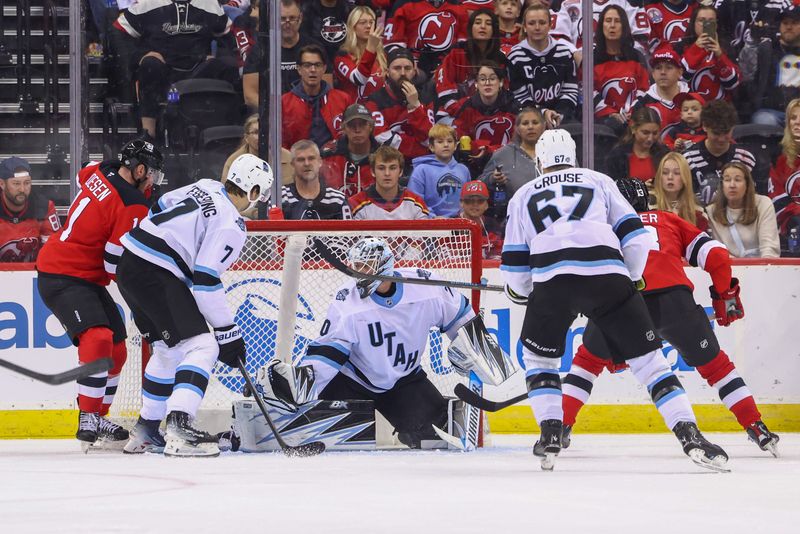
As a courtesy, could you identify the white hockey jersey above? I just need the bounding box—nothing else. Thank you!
[552,0,650,47]
[120,179,247,329]
[501,168,654,298]
[300,268,475,395]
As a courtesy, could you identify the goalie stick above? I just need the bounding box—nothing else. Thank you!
[0,357,113,385]
[312,238,504,292]
[237,358,325,457]
[454,383,527,412]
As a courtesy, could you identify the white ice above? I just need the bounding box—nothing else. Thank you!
[1,433,797,534]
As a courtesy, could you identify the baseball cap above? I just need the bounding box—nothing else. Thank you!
[673,92,707,108]
[781,5,800,21]
[0,156,31,179]
[461,180,489,199]
[649,45,681,68]
[342,103,374,125]
[387,47,415,66]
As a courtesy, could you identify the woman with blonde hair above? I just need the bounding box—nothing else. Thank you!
[222,115,292,187]
[706,162,780,258]
[654,151,709,232]
[768,98,800,243]
[334,6,387,101]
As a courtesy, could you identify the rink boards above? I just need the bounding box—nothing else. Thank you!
[0,261,798,437]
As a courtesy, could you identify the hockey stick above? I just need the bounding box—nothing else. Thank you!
[0,357,113,385]
[312,238,505,292]
[237,358,325,457]
[454,383,527,413]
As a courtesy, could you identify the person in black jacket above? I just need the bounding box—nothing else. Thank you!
[605,107,668,186]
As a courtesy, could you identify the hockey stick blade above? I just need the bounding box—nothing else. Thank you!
[237,359,325,457]
[0,357,113,385]
[312,238,505,292]
[454,383,527,412]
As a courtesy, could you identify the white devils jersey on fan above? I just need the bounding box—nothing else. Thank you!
[120,179,246,328]
[553,0,650,46]
[501,169,654,297]
[300,268,475,395]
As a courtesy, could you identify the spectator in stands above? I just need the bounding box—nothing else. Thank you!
[282,44,353,149]
[243,0,326,109]
[229,3,258,73]
[457,180,503,260]
[646,0,697,50]
[508,3,578,126]
[706,162,780,258]
[496,0,522,51]
[114,0,238,139]
[639,44,688,137]
[479,107,544,199]
[321,103,380,197]
[452,61,519,158]
[605,107,668,185]
[0,157,60,262]
[365,48,435,162]
[349,146,429,220]
[593,4,650,137]
[301,0,350,69]
[683,99,768,206]
[408,124,471,218]
[334,6,387,101]
[653,151,710,232]
[749,7,800,127]
[434,8,507,122]
[676,4,739,102]
[222,114,259,181]
[768,98,800,248]
[282,140,351,220]
[663,92,707,152]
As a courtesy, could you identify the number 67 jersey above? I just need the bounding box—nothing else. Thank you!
[121,179,246,329]
[501,168,655,298]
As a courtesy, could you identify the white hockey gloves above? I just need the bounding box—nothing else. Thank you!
[504,284,528,306]
[256,359,316,411]
[447,315,516,386]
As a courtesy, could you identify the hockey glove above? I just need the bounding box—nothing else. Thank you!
[257,359,315,411]
[709,278,744,327]
[504,284,528,306]
[214,324,246,368]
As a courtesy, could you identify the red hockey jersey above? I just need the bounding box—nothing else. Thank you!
[768,154,800,234]
[593,58,649,118]
[385,0,468,53]
[0,192,60,262]
[365,87,435,160]
[638,210,730,294]
[681,44,739,102]
[334,49,384,102]
[36,162,149,286]
[452,91,518,153]
[646,1,696,49]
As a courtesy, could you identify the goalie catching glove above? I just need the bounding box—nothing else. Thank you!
[709,278,744,326]
[214,325,246,368]
[447,315,516,386]
[256,359,316,411]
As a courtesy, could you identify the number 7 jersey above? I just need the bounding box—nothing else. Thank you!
[501,168,654,297]
[120,179,246,329]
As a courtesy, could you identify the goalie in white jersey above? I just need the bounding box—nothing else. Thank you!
[502,130,728,471]
[261,237,514,449]
[115,154,273,457]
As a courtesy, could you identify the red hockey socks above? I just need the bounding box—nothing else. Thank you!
[99,341,128,417]
[562,346,606,426]
[696,351,761,429]
[76,327,113,414]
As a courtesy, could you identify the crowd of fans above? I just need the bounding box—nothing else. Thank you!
[5,0,800,263]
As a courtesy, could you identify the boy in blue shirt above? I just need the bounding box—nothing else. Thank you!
[408,125,471,217]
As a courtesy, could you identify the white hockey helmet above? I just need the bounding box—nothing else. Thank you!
[226,153,274,212]
[535,129,577,173]
[347,237,395,298]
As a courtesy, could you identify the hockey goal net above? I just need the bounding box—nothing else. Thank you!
[111,220,483,432]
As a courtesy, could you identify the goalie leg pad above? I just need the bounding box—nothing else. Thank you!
[447,315,515,386]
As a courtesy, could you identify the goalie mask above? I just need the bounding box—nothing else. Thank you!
[347,237,395,298]
[535,129,576,174]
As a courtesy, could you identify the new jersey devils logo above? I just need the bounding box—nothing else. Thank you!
[787,171,800,203]
[601,77,638,111]
[663,19,689,43]
[415,12,457,53]
[691,67,720,101]
[474,116,514,145]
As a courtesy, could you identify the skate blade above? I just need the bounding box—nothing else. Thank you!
[122,441,165,455]
[688,449,730,473]
[164,438,220,458]
[540,452,557,471]
[432,425,469,451]
[765,441,780,458]
[81,438,125,453]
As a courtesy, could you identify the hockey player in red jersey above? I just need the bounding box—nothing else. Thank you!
[562,178,780,457]
[36,139,164,450]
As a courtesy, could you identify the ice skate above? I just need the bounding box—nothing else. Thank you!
[533,419,562,471]
[123,417,166,454]
[561,424,572,450]
[673,421,730,472]
[216,430,240,453]
[84,416,130,451]
[76,411,99,452]
[746,421,779,458]
[164,411,220,458]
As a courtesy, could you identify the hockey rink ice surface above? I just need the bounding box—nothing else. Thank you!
[1,433,797,534]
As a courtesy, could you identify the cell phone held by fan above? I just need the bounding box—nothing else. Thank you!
[702,19,717,42]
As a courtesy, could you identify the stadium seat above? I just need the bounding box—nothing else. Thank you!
[197,125,245,181]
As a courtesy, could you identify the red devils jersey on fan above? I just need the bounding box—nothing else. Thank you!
[0,192,60,262]
[647,1,696,48]
[639,82,687,135]
[681,44,740,101]
[365,86,435,160]
[434,44,508,118]
[460,0,495,12]
[36,162,149,286]
[385,0,468,54]
[768,154,800,234]
[452,91,518,153]
[593,58,649,118]
[321,136,379,197]
[335,49,384,101]
[638,210,731,294]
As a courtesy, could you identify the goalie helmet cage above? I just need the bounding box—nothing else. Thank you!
[112,220,486,444]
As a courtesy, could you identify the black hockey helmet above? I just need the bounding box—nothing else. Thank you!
[616,177,649,213]
[119,139,165,185]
